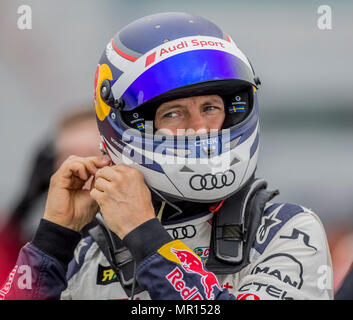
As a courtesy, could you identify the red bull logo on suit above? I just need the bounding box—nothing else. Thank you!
[158,240,221,300]
[170,247,221,299]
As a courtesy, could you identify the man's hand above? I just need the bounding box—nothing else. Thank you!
[43,155,110,232]
[90,164,156,239]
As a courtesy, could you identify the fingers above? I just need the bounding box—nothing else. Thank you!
[60,155,110,179]
[90,163,154,240]
[90,187,104,202]
[82,175,95,191]
[77,155,111,176]
[95,163,144,182]
[93,165,145,199]
[94,166,116,182]
[87,155,111,171]
[92,164,146,201]
[50,155,111,191]
[94,177,111,192]
[93,167,122,196]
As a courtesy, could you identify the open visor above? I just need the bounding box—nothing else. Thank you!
[115,48,256,111]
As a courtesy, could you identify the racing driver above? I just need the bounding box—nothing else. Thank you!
[1,12,333,300]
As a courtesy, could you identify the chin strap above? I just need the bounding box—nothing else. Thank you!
[206,179,279,274]
[149,186,183,220]
[156,201,166,221]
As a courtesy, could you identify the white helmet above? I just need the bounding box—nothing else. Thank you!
[94,12,260,203]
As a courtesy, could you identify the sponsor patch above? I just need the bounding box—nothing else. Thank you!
[251,253,304,289]
[166,267,203,300]
[238,281,293,300]
[280,228,318,251]
[96,264,119,285]
[256,204,282,244]
[193,246,209,261]
[159,240,221,299]
[166,225,196,240]
[254,203,304,254]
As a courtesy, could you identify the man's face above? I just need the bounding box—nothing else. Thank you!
[154,95,225,135]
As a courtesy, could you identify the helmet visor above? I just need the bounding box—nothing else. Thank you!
[119,49,255,111]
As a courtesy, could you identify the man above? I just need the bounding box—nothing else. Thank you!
[1,12,333,300]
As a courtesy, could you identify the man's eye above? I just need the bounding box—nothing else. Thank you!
[204,105,219,111]
[163,112,178,118]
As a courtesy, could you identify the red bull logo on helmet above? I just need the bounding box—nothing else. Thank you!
[94,64,112,121]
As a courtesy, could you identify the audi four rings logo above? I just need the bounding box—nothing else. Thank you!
[166,225,196,239]
[189,170,236,191]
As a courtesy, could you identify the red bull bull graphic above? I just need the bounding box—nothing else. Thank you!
[169,246,221,300]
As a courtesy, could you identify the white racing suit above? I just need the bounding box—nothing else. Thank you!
[1,200,333,300]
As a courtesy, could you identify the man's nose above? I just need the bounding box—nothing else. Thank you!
[185,113,209,134]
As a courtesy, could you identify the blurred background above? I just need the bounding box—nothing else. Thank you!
[0,0,352,294]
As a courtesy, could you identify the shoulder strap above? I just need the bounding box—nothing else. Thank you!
[89,221,144,297]
[206,179,279,274]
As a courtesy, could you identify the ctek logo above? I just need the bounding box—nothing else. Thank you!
[238,282,293,300]
[145,37,230,68]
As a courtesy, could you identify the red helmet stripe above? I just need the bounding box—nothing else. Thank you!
[112,39,138,62]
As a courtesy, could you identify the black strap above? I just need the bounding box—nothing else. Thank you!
[206,179,279,274]
[89,221,144,297]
